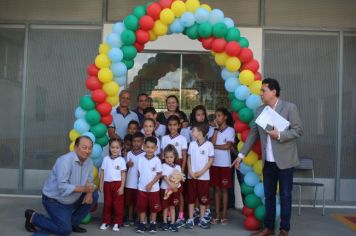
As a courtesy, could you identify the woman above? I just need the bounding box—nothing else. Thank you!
[157,95,188,127]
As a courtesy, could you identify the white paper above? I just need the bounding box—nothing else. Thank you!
[255,106,290,132]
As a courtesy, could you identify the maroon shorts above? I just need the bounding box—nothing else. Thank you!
[136,190,162,213]
[210,166,233,189]
[160,189,180,209]
[125,187,138,206]
[187,179,210,205]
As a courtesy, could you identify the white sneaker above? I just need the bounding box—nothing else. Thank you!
[100,223,109,230]
[112,224,120,231]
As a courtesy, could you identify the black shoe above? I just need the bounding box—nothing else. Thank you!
[24,209,37,232]
[72,225,87,233]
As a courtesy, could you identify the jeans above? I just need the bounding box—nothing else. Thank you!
[32,191,98,236]
[263,161,294,231]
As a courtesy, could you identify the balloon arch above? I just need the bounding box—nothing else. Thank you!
[68,0,279,230]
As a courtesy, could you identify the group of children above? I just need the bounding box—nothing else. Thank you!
[98,105,236,233]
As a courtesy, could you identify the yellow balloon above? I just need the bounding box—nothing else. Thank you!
[225,57,241,72]
[239,70,255,86]
[98,43,110,54]
[171,0,186,17]
[149,30,158,41]
[215,52,228,66]
[250,80,262,95]
[69,141,75,151]
[95,54,111,69]
[160,9,175,25]
[93,166,98,179]
[200,4,212,12]
[98,68,113,83]
[260,174,264,181]
[153,20,168,36]
[69,129,80,142]
[94,176,100,187]
[277,182,280,193]
[237,141,244,151]
[185,0,200,12]
[106,95,119,106]
[103,81,119,96]
[243,151,258,166]
[253,160,263,175]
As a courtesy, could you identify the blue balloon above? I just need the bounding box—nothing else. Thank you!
[244,171,260,187]
[224,77,240,92]
[114,76,127,86]
[90,143,103,159]
[223,17,235,28]
[180,12,195,27]
[92,156,103,168]
[82,132,96,143]
[75,107,86,119]
[221,68,239,80]
[111,62,127,77]
[74,119,90,134]
[234,85,250,101]
[209,9,224,24]
[108,48,123,63]
[169,19,185,33]
[246,94,262,110]
[194,8,210,23]
[106,33,122,48]
[276,203,281,217]
[240,162,253,175]
[112,22,125,35]
[254,182,265,198]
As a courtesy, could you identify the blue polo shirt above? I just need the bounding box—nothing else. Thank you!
[110,107,139,139]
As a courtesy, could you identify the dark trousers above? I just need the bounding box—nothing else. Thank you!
[263,161,294,231]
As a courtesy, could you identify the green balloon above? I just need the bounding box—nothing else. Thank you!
[185,24,199,40]
[228,92,235,101]
[122,45,137,60]
[198,22,213,38]
[124,14,139,31]
[254,204,266,221]
[121,30,136,46]
[132,5,146,19]
[249,120,255,128]
[239,107,254,123]
[239,36,249,48]
[241,182,254,195]
[122,59,135,70]
[96,135,109,147]
[244,193,262,209]
[90,123,107,138]
[213,22,228,38]
[225,27,241,42]
[231,99,246,112]
[85,110,101,126]
[80,96,95,111]
[81,213,91,224]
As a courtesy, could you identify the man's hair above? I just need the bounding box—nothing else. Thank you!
[128,120,140,128]
[144,136,157,146]
[119,89,130,98]
[132,132,145,140]
[75,136,93,147]
[262,78,280,97]
[124,134,133,142]
[137,92,149,101]
[192,122,209,137]
[143,106,157,115]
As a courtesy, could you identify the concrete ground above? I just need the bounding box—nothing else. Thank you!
[1,196,355,236]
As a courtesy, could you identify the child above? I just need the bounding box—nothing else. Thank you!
[142,118,161,156]
[160,115,187,227]
[99,138,127,231]
[123,134,132,158]
[186,122,214,229]
[128,120,140,135]
[136,136,162,234]
[143,107,167,139]
[210,108,235,225]
[160,145,183,232]
[124,132,145,226]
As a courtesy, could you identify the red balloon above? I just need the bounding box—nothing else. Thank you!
[242,206,255,216]
[241,128,250,142]
[90,202,98,212]
[254,72,262,81]
[134,42,145,52]
[234,119,250,133]
[201,36,215,50]
[252,140,262,156]
[231,111,239,121]
[91,89,107,103]
[96,102,112,116]
[159,0,173,8]
[225,41,241,57]
[146,2,162,20]
[135,29,150,44]
[85,76,102,91]
[212,38,227,53]
[238,48,253,63]
[244,215,261,231]
[139,15,154,31]
[241,59,260,73]
[101,114,113,126]
[87,64,99,76]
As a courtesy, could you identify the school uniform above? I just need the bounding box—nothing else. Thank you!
[160,163,182,209]
[125,150,145,206]
[161,134,187,166]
